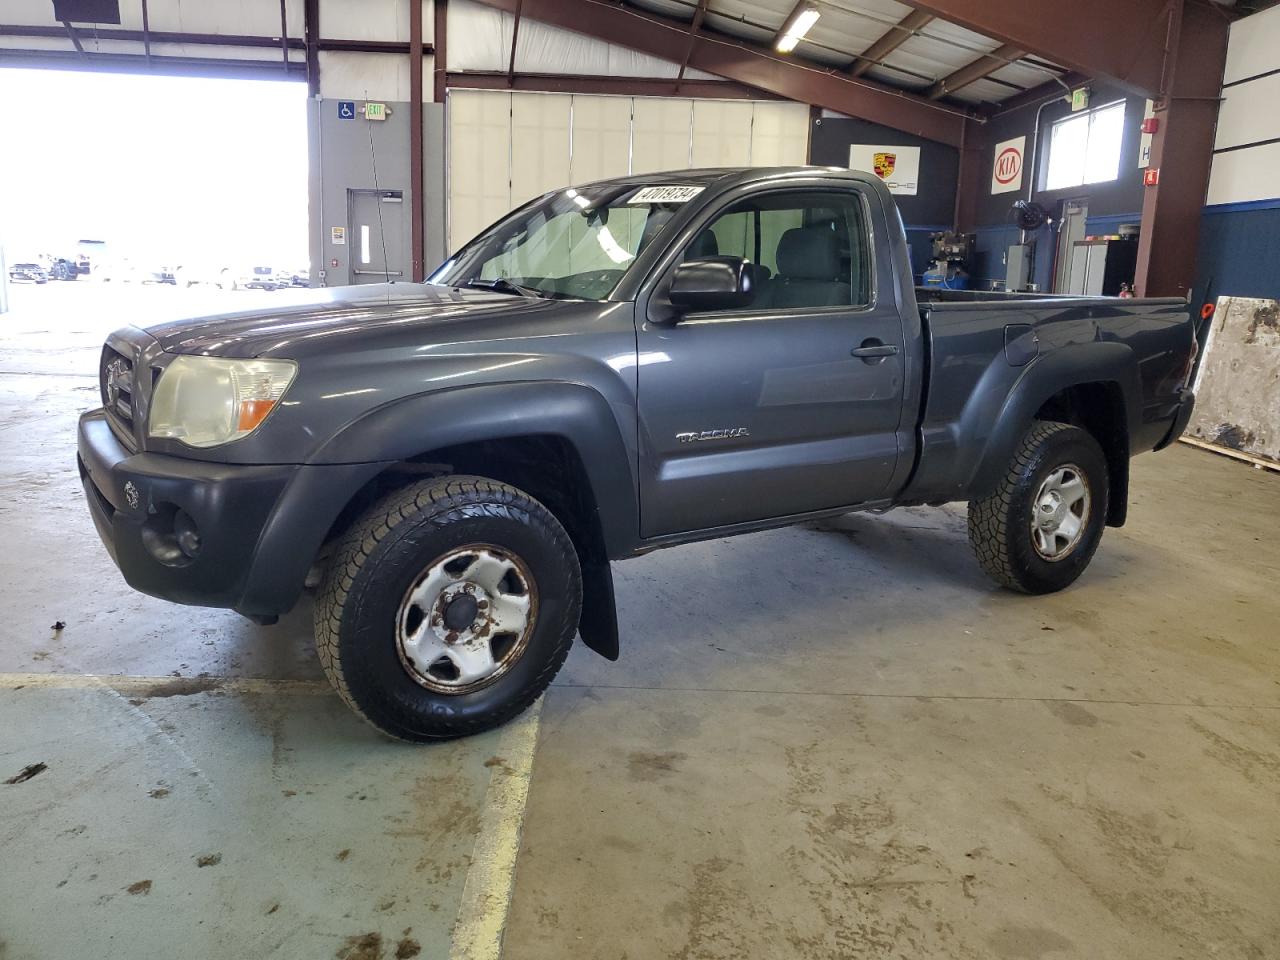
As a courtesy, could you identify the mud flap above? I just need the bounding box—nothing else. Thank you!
[578,560,619,661]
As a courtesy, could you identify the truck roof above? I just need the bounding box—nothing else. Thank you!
[572,165,865,192]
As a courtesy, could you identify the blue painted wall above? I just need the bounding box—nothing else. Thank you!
[1194,200,1280,307]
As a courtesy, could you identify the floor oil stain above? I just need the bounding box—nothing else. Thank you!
[336,932,382,960]
[1046,700,1100,727]
[4,762,48,785]
[133,677,224,699]
[394,937,421,959]
[627,751,687,781]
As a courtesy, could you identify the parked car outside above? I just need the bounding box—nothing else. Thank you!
[8,262,49,284]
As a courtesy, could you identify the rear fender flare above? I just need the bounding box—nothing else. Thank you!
[968,342,1140,501]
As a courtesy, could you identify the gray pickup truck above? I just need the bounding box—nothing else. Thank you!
[78,167,1197,741]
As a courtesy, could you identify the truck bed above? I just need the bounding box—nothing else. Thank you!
[915,286,1185,308]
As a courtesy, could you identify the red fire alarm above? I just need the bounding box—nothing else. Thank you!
[1141,117,1160,135]
[1144,168,1160,187]
[330,257,340,268]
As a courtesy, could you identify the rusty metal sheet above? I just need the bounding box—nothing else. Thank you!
[1187,296,1280,465]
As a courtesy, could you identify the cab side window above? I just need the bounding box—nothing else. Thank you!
[684,190,871,310]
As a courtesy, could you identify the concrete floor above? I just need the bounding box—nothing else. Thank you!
[2,282,1278,960]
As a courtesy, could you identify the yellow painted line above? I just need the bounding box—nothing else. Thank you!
[0,672,330,696]
[450,697,544,960]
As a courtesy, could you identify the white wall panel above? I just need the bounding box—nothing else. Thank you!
[510,93,573,206]
[1215,72,1280,151]
[1207,3,1280,204]
[0,0,55,27]
[570,96,633,183]
[321,0,410,44]
[750,101,810,166]
[318,50,412,101]
[1207,141,1280,207]
[447,91,810,252]
[1223,3,1280,85]
[631,98,693,174]
[692,100,753,167]
[447,1,507,70]
[149,0,305,36]
[449,90,512,251]
[447,0,715,79]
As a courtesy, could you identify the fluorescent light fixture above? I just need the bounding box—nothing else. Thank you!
[775,4,820,53]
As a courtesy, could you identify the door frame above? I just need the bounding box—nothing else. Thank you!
[1053,198,1088,295]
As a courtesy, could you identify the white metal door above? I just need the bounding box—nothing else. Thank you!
[348,189,405,285]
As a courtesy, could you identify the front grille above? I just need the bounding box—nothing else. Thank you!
[100,345,136,437]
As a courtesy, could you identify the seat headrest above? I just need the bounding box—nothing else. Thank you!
[688,229,719,259]
[776,227,840,280]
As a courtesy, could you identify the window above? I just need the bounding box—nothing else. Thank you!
[1045,101,1126,191]
[685,191,871,310]
[430,184,685,300]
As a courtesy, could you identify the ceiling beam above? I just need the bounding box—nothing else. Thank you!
[849,9,933,78]
[675,0,709,89]
[987,70,1087,116]
[467,0,971,145]
[900,0,1191,97]
[507,0,523,87]
[447,70,775,100]
[60,19,85,56]
[927,42,1025,100]
[434,0,448,102]
[0,24,433,56]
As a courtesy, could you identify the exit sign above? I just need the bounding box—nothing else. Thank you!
[1071,87,1090,112]
[364,101,387,121]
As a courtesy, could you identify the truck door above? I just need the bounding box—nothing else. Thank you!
[636,185,907,538]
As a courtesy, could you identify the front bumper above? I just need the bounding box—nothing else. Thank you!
[77,410,389,617]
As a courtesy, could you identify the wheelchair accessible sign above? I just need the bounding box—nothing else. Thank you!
[337,100,357,120]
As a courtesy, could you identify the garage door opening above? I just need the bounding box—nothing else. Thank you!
[0,67,308,299]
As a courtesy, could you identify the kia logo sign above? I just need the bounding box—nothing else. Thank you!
[995,147,1022,184]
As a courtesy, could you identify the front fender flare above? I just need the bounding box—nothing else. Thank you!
[309,380,640,559]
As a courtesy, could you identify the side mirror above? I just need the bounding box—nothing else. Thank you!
[669,256,757,314]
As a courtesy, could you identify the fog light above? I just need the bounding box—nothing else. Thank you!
[141,504,200,567]
[173,509,201,559]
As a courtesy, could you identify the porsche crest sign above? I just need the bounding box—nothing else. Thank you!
[850,144,920,196]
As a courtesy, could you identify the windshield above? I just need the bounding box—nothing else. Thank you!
[428,183,703,300]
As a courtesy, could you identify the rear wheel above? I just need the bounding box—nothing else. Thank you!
[314,476,581,741]
[967,421,1109,594]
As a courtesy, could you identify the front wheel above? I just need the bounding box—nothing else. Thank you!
[967,421,1109,594]
[314,476,581,741]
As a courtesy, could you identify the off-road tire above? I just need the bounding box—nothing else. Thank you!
[314,475,581,741]
[967,421,1109,594]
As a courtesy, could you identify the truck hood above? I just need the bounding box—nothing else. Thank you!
[141,283,571,359]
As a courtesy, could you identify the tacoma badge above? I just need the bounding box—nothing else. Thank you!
[676,428,750,443]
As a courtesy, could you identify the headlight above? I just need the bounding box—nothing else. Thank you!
[149,356,297,448]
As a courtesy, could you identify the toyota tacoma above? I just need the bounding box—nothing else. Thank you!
[77,167,1197,741]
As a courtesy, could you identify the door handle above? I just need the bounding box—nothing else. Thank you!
[850,340,899,362]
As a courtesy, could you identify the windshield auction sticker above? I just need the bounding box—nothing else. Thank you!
[628,185,705,204]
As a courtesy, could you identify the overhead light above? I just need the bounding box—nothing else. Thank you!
[776,3,820,54]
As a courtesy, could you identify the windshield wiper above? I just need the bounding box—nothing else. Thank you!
[462,277,546,299]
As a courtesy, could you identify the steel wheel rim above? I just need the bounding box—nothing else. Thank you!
[395,544,538,694]
[1030,463,1091,562]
